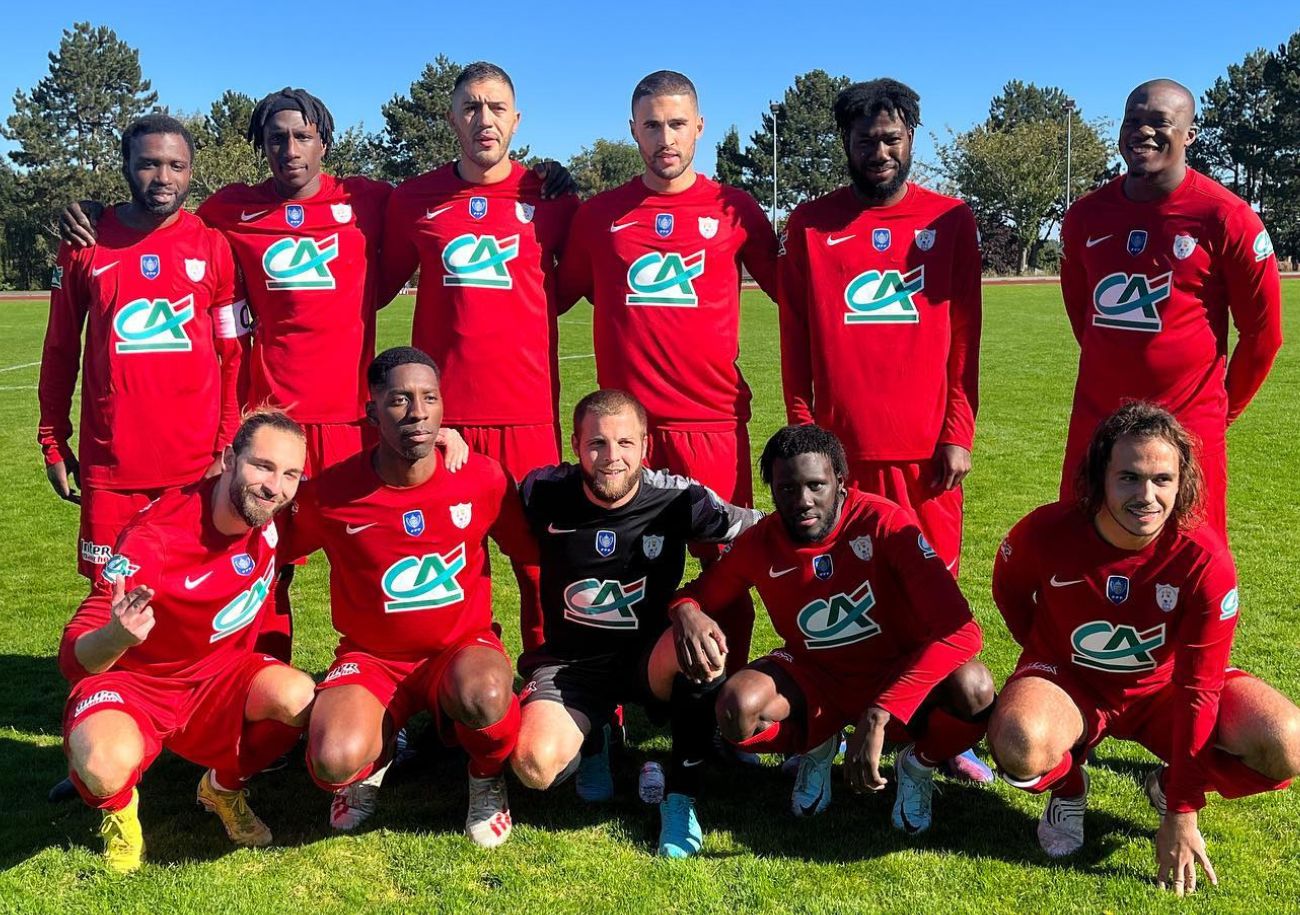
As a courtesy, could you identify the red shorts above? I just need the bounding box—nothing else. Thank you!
[454,422,561,482]
[847,459,963,576]
[302,420,375,479]
[78,485,171,579]
[62,653,284,775]
[759,650,927,751]
[646,424,753,507]
[317,629,507,737]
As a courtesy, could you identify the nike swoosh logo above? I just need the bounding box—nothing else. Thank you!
[1050,575,1085,587]
[798,793,826,817]
[184,571,213,589]
[547,523,577,534]
[91,262,118,277]
[1085,235,1112,248]
[240,210,270,222]
[827,235,855,246]
[769,566,797,578]
[346,523,377,535]
[610,221,637,233]
[681,759,704,768]
[425,206,453,220]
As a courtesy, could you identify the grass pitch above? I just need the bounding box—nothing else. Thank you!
[0,283,1297,913]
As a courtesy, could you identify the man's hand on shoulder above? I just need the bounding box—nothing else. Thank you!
[59,201,104,247]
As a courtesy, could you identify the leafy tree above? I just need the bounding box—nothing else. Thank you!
[377,54,463,181]
[567,138,642,197]
[328,125,384,179]
[188,91,265,203]
[714,125,749,187]
[1189,50,1275,208]
[987,80,1073,130]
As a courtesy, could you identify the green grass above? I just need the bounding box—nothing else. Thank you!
[1,283,1298,913]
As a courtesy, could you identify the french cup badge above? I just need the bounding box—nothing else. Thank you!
[595,530,617,557]
[403,510,425,536]
[232,553,255,576]
[1107,574,1130,605]
[1127,229,1147,256]
[812,554,834,580]
[285,204,305,228]
[655,213,674,237]
[140,255,160,280]
[469,196,488,219]
[872,228,891,251]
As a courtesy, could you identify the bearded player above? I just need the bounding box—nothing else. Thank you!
[1058,79,1282,539]
[676,425,993,834]
[59,411,314,872]
[988,402,1300,894]
[509,389,761,858]
[558,69,778,676]
[39,114,244,582]
[281,347,537,847]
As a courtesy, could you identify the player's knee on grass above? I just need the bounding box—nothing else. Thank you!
[715,675,772,743]
[309,728,382,787]
[69,729,144,798]
[248,667,316,727]
[1245,701,1300,781]
[440,650,513,729]
[987,707,1067,781]
[510,737,573,790]
[944,661,996,719]
[1219,677,1300,781]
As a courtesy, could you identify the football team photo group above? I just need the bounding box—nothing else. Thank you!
[12,25,1300,909]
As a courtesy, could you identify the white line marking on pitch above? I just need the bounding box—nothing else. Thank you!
[559,353,594,360]
[0,384,36,391]
[0,361,39,373]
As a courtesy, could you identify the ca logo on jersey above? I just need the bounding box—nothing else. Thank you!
[1091,272,1171,332]
[796,579,881,650]
[113,295,195,353]
[843,266,924,324]
[210,563,274,643]
[442,234,519,289]
[1070,620,1165,673]
[626,251,705,307]
[563,577,646,630]
[381,544,467,613]
[263,235,339,290]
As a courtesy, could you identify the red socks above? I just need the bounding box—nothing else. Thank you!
[457,695,521,779]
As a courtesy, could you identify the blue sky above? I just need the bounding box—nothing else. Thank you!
[2,2,1297,176]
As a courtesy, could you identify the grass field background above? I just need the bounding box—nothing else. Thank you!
[0,283,1297,913]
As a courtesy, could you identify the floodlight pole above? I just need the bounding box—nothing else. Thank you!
[1064,100,1076,211]
[770,102,780,227]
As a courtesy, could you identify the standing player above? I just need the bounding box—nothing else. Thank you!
[381,61,578,651]
[1058,79,1282,538]
[558,70,779,670]
[509,389,761,858]
[39,114,244,581]
[281,347,537,847]
[678,425,993,833]
[59,411,314,872]
[989,402,1299,892]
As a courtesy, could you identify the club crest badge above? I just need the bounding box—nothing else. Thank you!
[331,203,353,224]
[140,255,161,280]
[872,228,891,251]
[232,553,255,576]
[1127,229,1147,256]
[262,521,278,549]
[403,510,425,537]
[812,554,834,580]
[914,229,936,252]
[850,535,873,562]
[450,502,472,530]
[1172,234,1196,260]
[1155,583,1179,612]
[1107,574,1130,605]
[469,196,488,219]
[642,534,664,559]
[184,258,206,282]
[655,213,674,237]
[516,202,535,224]
[698,217,718,239]
[285,204,305,228]
[595,529,617,557]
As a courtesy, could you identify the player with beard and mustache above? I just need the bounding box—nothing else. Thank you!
[675,424,993,836]
[58,410,315,872]
[509,389,761,858]
[776,79,989,783]
[39,114,246,582]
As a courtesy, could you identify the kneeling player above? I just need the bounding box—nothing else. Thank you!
[59,411,315,872]
[508,389,761,857]
[282,348,536,847]
[680,425,994,833]
[988,402,1300,894]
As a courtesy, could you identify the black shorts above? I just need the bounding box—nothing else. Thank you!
[518,644,665,727]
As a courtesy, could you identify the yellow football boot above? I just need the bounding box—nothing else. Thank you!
[100,788,145,873]
[196,770,272,847]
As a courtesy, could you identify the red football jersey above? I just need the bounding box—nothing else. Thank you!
[993,501,1240,812]
[379,162,578,426]
[58,477,280,683]
[197,173,392,424]
[682,488,981,723]
[1060,170,1282,443]
[778,184,982,460]
[280,450,538,659]
[557,175,778,428]
[39,208,243,489]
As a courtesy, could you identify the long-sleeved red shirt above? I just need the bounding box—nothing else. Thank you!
[778,183,981,461]
[38,208,243,489]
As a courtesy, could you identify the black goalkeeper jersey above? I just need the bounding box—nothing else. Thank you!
[518,464,760,659]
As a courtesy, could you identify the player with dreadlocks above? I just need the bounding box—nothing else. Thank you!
[775,77,989,783]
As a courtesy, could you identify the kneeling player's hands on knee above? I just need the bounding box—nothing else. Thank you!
[1156,812,1217,896]
[669,599,727,683]
[845,707,890,794]
[108,577,156,648]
